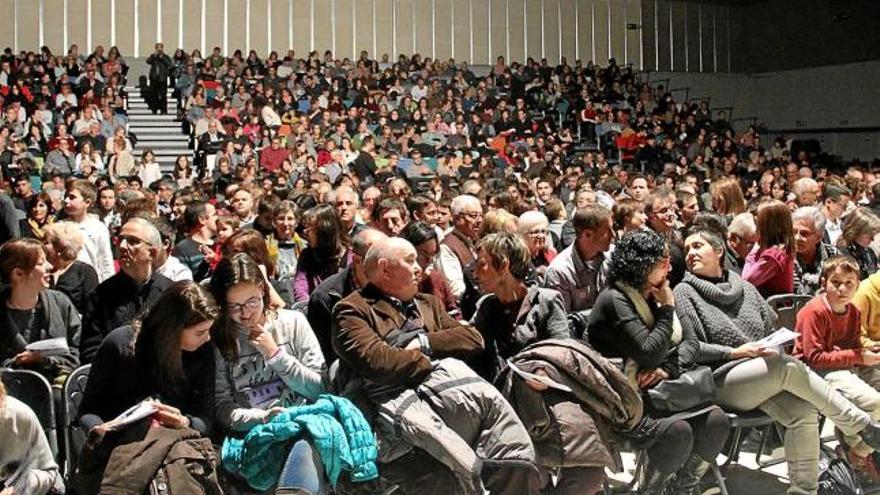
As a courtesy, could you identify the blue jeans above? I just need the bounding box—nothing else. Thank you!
[277,439,327,494]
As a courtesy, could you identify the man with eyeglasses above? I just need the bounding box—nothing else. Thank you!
[436,194,483,317]
[79,218,173,363]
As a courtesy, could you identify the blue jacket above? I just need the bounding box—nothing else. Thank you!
[221,394,378,491]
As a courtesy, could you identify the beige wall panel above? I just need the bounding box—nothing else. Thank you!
[670,1,686,71]
[181,0,201,55]
[0,0,12,50]
[312,0,330,52]
[577,0,593,63]
[452,0,468,61]
[608,0,624,63]
[488,0,505,63]
[115,0,135,56]
[374,0,393,59]
[592,0,608,64]
[508,0,525,63]
[17,0,39,51]
[472,0,490,64]
[335,0,353,59]
[204,0,223,54]
[250,0,269,54]
[139,0,158,55]
[524,0,540,60]
[624,0,640,68]
[44,0,64,53]
[271,0,290,54]
[228,0,247,55]
[395,0,414,56]
[434,0,451,60]
[685,0,700,72]
[161,0,179,50]
[559,0,576,63]
[543,0,560,63]
[68,0,88,54]
[291,0,309,53]
[413,0,431,58]
[353,0,372,56]
[91,0,113,50]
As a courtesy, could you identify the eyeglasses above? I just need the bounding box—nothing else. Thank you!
[227,296,263,315]
[526,228,548,237]
[118,234,150,248]
[459,211,483,220]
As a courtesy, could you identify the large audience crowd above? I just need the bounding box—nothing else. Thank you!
[2,40,880,495]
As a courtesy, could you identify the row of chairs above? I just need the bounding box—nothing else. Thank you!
[1,364,91,476]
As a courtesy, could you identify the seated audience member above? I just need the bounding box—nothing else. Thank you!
[675,223,880,495]
[794,256,880,480]
[837,207,880,280]
[742,200,796,298]
[724,212,757,275]
[543,205,614,331]
[518,211,557,277]
[80,218,174,363]
[307,228,387,363]
[589,230,730,494]
[399,221,458,315]
[370,196,409,237]
[20,192,55,241]
[821,183,852,246]
[267,200,307,280]
[436,194,483,307]
[0,239,81,388]
[0,375,65,495]
[223,229,290,308]
[65,179,115,282]
[293,204,351,303]
[173,200,218,282]
[854,270,880,350]
[793,206,839,295]
[43,221,100,314]
[210,254,337,493]
[332,237,540,494]
[612,197,648,239]
[76,281,218,488]
[150,214,194,282]
[471,233,612,495]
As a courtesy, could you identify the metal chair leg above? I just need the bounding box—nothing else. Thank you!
[710,463,729,495]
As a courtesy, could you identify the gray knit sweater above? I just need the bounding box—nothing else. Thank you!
[673,271,776,370]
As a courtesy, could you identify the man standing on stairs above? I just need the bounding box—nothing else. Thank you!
[146,43,173,115]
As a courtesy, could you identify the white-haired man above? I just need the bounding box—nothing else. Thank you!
[436,195,483,316]
[725,212,758,275]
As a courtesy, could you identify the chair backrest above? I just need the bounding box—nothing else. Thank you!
[766,293,814,331]
[1,367,58,456]
[62,364,91,475]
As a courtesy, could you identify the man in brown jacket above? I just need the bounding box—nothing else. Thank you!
[332,237,541,495]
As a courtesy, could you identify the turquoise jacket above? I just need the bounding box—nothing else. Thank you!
[221,394,378,491]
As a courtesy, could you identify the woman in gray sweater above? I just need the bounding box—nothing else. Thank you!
[674,222,880,495]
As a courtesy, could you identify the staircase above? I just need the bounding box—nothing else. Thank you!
[125,86,191,175]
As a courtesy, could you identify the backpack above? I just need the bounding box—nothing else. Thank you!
[818,445,863,495]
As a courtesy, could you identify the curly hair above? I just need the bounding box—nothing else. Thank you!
[609,230,668,291]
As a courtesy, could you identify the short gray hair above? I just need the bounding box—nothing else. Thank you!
[364,237,413,276]
[125,217,163,247]
[450,194,481,216]
[44,221,84,261]
[517,211,549,236]
[727,212,757,238]
[792,206,826,234]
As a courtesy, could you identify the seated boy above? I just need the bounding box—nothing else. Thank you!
[794,255,880,481]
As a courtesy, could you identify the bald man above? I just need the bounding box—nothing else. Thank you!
[331,237,540,494]
[307,228,387,362]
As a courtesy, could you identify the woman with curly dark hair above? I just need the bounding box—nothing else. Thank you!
[292,204,351,302]
[589,230,730,494]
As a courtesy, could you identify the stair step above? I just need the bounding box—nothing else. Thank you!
[136,134,188,142]
[129,122,182,129]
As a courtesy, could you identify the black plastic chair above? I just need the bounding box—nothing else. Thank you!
[62,364,91,475]
[766,293,813,332]
[1,367,58,457]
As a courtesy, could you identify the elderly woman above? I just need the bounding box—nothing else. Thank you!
[837,207,880,280]
[470,232,605,495]
[589,230,729,494]
[518,211,557,274]
[0,239,80,388]
[42,221,99,315]
[674,222,880,495]
[793,206,839,295]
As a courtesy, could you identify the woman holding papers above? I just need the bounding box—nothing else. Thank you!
[589,230,730,495]
[0,238,80,388]
[78,280,218,436]
[674,220,880,495]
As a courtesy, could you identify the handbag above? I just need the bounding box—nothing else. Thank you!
[646,366,716,413]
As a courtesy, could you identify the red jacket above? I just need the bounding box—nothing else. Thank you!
[793,295,864,370]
